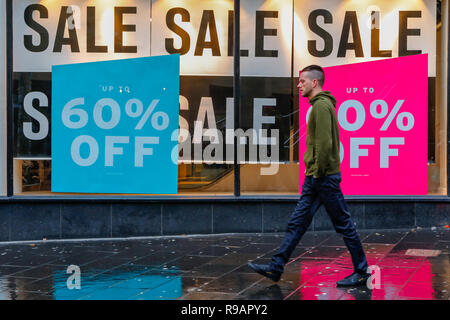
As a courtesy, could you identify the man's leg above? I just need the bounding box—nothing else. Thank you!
[318,174,368,274]
[269,176,321,273]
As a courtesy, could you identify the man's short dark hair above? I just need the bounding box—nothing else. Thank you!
[301,65,325,87]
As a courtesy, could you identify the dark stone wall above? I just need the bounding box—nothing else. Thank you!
[0,196,448,242]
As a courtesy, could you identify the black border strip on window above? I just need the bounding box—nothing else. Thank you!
[6,0,13,197]
[234,0,241,197]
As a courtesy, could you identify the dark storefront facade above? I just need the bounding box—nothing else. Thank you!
[0,0,449,241]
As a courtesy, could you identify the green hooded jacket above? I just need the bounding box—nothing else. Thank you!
[304,91,341,178]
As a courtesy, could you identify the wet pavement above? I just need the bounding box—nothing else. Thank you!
[0,227,449,300]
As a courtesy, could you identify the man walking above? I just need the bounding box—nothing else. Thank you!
[248,65,370,287]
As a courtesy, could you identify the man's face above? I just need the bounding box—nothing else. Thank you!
[298,71,316,97]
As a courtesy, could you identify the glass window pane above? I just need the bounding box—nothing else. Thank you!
[241,0,447,196]
[9,0,448,196]
[12,0,234,195]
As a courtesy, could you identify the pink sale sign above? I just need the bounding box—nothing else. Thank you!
[298,54,428,195]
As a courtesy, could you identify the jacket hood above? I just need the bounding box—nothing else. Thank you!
[309,91,337,108]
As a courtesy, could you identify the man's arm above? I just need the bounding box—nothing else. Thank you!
[313,102,332,178]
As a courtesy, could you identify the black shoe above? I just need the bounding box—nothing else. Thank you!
[336,272,370,287]
[248,263,281,282]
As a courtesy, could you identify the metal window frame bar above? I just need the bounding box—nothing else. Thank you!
[233,0,241,197]
[6,0,13,197]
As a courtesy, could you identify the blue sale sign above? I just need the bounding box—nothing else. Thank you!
[51,55,180,194]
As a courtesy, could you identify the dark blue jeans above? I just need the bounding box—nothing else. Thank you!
[270,173,368,274]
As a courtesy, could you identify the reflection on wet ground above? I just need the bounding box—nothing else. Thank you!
[0,228,449,300]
